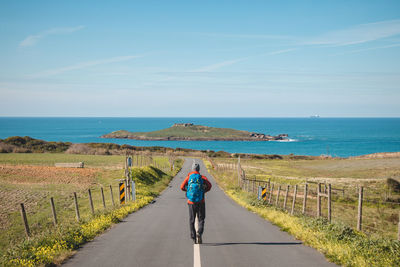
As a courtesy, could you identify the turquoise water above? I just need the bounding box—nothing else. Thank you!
[0,117,399,157]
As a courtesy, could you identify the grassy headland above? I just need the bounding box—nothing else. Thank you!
[101,123,289,141]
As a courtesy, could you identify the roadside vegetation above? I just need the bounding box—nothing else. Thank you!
[0,152,183,266]
[206,158,400,267]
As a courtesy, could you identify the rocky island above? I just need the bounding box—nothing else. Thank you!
[101,123,289,141]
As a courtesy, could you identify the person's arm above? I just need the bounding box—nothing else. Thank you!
[180,176,189,191]
[202,176,212,192]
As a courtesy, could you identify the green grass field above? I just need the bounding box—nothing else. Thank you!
[211,156,400,239]
[217,157,400,180]
[0,153,126,167]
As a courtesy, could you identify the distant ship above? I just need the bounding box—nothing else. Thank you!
[310,115,320,118]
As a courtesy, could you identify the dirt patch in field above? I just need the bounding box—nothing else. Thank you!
[0,165,98,229]
[0,165,97,186]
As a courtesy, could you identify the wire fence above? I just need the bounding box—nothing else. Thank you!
[15,155,175,240]
[212,158,400,240]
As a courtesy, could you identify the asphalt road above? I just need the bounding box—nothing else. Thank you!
[63,159,336,267]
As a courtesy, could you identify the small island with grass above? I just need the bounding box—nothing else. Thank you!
[101,123,289,141]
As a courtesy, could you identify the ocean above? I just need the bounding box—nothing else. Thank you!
[0,117,399,157]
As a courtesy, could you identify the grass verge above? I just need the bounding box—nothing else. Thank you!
[206,162,400,267]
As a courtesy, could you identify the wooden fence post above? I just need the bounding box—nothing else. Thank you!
[20,203,30,237]
[242,170,246,189]
[291,185,297,215]
[131,180,136,201]
[268,183,274,204]
[125,179,129,202]
[283,185,290,210]
[72,192,80,222]
[317,183,322,217]
[50,197,57,226]
[275,185,281,206]
[110,185,115,206]
[357,186,363,231]
[398,212,400,241]
[328,184,332,222]
[237,157,240,186]
[302,183,308,214]
[88,189,94,215]
[101,187,106,209]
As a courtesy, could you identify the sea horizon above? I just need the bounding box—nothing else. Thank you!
[1,116,400,118]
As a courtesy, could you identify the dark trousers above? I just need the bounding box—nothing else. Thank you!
[188,202,206,239]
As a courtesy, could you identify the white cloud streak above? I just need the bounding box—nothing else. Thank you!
[192,48,296,72]
[263,48,297,56]
[192,57,249,72]
[332,43,400,56]
[19,26,85,47]
[29,55,142,78]
[304,19,400,46]
[142,48,296,88]
[195,32,294,40]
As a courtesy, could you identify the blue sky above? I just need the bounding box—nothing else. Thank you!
[1,0,400,117]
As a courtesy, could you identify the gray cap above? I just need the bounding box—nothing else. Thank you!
[192,163,200,172]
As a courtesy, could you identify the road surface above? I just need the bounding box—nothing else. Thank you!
[63,159,336,267]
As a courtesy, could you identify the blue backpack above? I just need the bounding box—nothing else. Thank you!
[187,173,204,203]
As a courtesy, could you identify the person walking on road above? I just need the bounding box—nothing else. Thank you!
[180,162,212,244]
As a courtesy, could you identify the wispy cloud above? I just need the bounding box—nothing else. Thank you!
[192,57,249,72]
[29,55,142,78]
[263,48,297,56]
[19,26,85,47]
[332,43,400,56]
[304,19,400,46]
[192,48,296,72]
[194,32,294,40]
